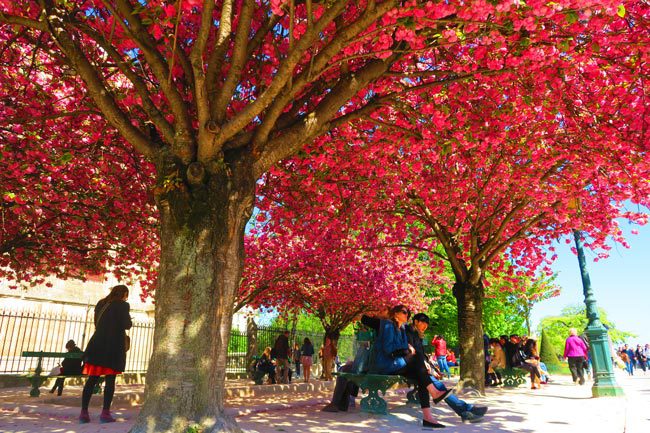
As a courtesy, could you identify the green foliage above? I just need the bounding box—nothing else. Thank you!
[539,329,561,365]
[424,279,528,349]
[545,362,571,375]
[537,304,636,356]
[270,311,355,335]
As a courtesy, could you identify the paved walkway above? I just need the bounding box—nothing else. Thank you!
[0,372,647,432]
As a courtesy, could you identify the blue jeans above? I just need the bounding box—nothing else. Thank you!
[431,377,472,415]
[437,356,451,378]
[625,361,634,375]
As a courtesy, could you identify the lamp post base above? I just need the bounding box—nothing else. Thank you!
[591,385,625,398]
[585,325,624,398]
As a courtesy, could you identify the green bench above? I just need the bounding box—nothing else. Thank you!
[336,329,418,414]
[495,367,528,387]
[21,351,101,397]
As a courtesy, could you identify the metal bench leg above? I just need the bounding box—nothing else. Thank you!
[29,355,44,397]
[406,386,419,404]
[360,388,388,414]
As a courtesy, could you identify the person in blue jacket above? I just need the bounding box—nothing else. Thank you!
[362,305,451,429]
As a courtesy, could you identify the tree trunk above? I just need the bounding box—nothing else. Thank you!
[129,156,255,433]
[246,316,258,378]
[453,280,486,394]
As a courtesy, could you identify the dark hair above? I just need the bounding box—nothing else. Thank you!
[412,313,430,324]
[100,284,129,304]
[499,335,508,341]
[524,338,537,352]
[390,305,410,318]
[303,337,311,345]
[65,340,76,350]
[489,338,500,345]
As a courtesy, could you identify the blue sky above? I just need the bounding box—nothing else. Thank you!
[530,221,650,345]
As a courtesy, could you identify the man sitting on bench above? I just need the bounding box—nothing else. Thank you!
[50,340,83,396]
[405,313,488,424]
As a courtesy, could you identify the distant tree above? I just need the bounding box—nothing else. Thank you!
[538,305,636,356]
[539,328,561,366]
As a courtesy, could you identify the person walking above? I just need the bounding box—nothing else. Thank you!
[300,337,315,383]
[432,335,451,379]
[623,344,635,375]
[50,340,83,396]
[79,285,132,424]
[634,344,646,373]
[273,330,291,384]
[564,328,589,385]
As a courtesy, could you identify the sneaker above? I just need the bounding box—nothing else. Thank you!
[471,406,488,417]
[461,410,485,423]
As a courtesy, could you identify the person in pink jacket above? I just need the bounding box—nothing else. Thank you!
[564,328,589,385]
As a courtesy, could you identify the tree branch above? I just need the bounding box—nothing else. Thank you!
[39,2,157,159]
[254,55,396,177]
[200,0,350,161]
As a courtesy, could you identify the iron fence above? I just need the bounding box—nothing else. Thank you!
[0,308,154,374]
[0,309,355,375]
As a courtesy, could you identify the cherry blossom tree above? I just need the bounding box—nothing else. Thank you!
[0,59,158,291]
[261,39,649,390]
[239,217,430,337]
[1,0,646,429]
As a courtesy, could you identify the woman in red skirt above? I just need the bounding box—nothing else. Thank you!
[79,285,132,424]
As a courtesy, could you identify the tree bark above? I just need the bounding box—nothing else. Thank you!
[246,316,258,378]
[453,280,486,394]
[129,154,255,433]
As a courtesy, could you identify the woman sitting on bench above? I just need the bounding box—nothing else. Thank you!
[257,347,277,384]
[49,339,83,396]
[362,305,451,429]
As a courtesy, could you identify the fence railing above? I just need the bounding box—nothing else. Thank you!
[0,309,354,375]
[0,308,154,374]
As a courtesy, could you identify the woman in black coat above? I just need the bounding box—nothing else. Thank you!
[79,285,132,424]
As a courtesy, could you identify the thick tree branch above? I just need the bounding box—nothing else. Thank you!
[254,55,396,177]
[0,12,47,31]
[252,0,398,148]
[110,0,195,160]
[40,2,157,159]
[73,22,175,143]
[200,0,350,161]
[205,0,235,99]
[212,0,255,124]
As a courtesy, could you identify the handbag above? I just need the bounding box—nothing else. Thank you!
[48,365,62,376]
[96,301,131,352]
